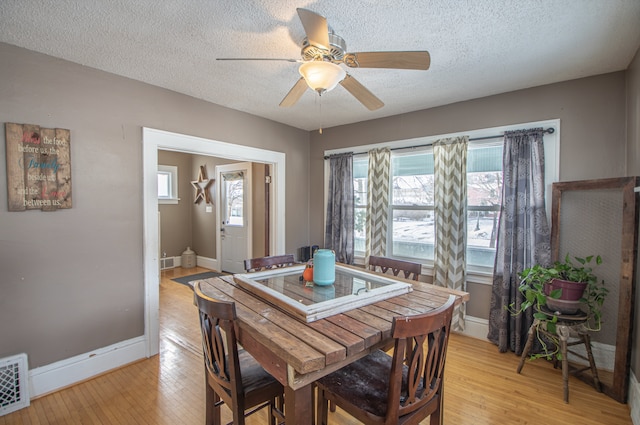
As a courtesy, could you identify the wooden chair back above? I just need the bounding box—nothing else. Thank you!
[244,254,295,272]
[388,294,455,422]
[367,255,422,281]
[194,281,284,425]
[316,294,456,425]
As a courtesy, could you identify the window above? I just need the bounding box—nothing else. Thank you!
[354,144,502,268]
[222,171,245,226]
[390,151,436,261]
[466,143,502,267]
[158,165,178,204]
[347,121,558,275]
[353,156,368,254]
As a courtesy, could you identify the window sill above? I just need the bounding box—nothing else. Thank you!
[466,270,494,285]
[159,198,179,205]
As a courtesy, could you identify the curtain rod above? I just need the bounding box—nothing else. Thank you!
[325,127,555,159]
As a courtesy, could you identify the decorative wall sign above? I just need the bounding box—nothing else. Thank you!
[191,165,213,204]
[5,123,72,211]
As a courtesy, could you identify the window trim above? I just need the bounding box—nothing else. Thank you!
[158,165,179,204]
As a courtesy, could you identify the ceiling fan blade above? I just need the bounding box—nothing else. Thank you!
[217,58,299,63]
[296,8,330,50]
[339,75,384,111]
[279,78,308,107]
[343,51,431,70]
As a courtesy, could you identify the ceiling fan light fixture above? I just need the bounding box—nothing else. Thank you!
[299,61,346,94]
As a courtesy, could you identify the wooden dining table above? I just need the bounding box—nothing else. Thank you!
[196,264,470,425]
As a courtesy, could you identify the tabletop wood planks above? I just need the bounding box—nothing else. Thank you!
[324,313,381,348]
[308,318,367,356]
[343,308,394,340]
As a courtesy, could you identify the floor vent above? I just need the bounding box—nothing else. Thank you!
[0,353,30,416]
[160,257,175,270]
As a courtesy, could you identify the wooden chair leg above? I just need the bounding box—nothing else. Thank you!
[582,333,602,392]
[317,388,329,425]
[557,325,570,403]
[268,398,276,425]
[561,338,569,402]
[430,382,444,425]
[278,394,285,414]
[517,321,537,373]
[205,384,221,425]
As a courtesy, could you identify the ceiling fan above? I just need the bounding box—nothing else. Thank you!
[217,8,431,111]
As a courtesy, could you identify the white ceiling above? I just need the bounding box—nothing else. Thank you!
[1,1,640,131]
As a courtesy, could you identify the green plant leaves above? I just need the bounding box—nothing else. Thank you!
[548,288,562,299]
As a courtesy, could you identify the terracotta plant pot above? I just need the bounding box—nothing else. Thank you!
[544,278,588,301]
[544,278,588,314]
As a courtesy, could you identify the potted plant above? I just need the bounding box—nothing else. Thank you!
[508,254,608,360]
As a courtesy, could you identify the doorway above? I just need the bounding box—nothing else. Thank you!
[143,128,286,357]
[218,162,252,273]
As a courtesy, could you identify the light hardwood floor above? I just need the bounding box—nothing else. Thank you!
[0,266,632,424]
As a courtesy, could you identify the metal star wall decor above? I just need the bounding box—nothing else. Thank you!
[191,165,213,204]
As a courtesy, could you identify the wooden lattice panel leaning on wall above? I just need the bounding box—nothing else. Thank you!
[551,176,639,404]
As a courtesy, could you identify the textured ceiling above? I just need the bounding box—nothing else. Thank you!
[1,0,640,131]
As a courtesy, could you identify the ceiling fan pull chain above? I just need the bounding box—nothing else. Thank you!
[319,93,323,134]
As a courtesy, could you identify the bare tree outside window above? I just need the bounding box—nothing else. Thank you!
[224,174,244,226]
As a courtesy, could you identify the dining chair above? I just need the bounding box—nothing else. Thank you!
[244,254,296,272]
[316,294,456,425]
[367,255,422,281]
[194,281,285,425]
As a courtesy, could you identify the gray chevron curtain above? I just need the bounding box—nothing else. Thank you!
[365,148,391,264]
[325,152,354,264]
[487,128,551,355]
[433,136,468,331]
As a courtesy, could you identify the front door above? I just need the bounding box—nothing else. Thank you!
[217,163,252,273]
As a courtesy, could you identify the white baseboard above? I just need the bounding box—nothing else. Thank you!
[29,336,147,399]
[196,256,218,271]
[569,339,616,372]
[631,371,640,424]
[456,315,489,340]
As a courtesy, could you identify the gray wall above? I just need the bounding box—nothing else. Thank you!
[0,42,309,368]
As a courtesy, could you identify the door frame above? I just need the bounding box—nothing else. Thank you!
[142,128,286,357]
